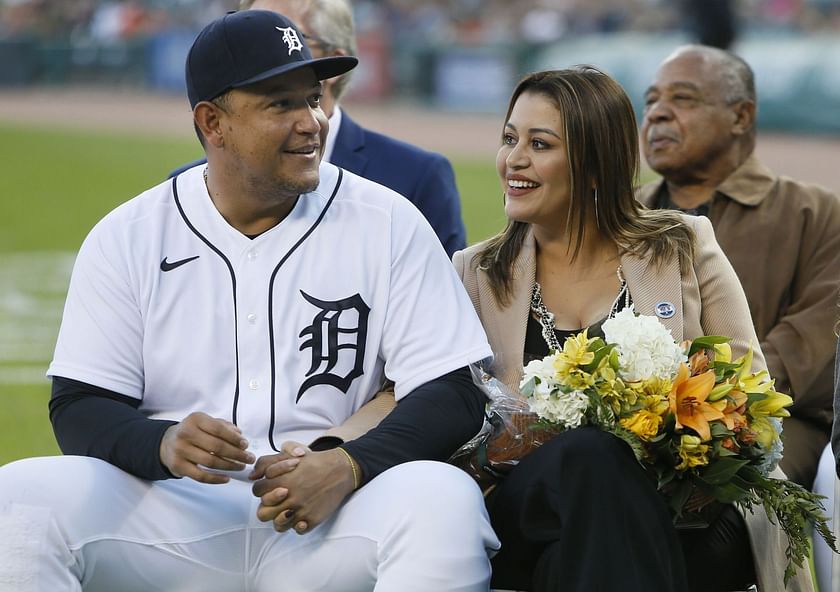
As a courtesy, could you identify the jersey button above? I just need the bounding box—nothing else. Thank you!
[247,249,258,261]
[248,379,260,390]
[247,313,257,324]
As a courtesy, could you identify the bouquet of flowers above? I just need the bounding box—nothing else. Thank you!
[453,307,836,582]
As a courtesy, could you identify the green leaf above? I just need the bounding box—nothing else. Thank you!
[698,457,750,486]
[688,335,730,356]
[711,361,740,375]
[715,446,738,457]
[608,349,620,370]
[589,337,607,350]
[710,422,734,438]
[520,377,535,397]
[709,482,751,503]
[736,465,768,487]
[706,383,734,402]
[746,392,768,405]
[582,343,615,373]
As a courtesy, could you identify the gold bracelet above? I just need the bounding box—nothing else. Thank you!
[337,447,360,490]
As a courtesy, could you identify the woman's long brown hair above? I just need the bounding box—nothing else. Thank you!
[477,67,695,305]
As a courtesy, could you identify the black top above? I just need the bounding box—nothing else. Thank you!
[524,313,607,363]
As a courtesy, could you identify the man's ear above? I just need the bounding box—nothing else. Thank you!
[732,100,756,137]
[328,46,349,59]
[194,101,226,149]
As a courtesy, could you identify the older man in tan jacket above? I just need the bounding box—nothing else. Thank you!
[638,44,840,490]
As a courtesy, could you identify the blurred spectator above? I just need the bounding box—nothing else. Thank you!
[4,0,840,44]
[519,2,568,43]
[681,0,737,49]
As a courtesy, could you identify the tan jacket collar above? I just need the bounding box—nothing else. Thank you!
[715,154,777,207]
[486,231,535,388]
[637,154,777,209]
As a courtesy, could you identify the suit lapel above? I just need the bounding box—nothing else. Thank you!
[477,231,535,389]
[620,251,684,342]
[330,112,369,175]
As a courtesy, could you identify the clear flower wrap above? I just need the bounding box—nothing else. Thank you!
[448,365,556,492]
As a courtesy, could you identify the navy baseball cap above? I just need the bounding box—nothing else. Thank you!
[186,10,358,108]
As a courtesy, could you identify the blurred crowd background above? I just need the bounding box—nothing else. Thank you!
[3,0,840,43]
[1,0,839,130]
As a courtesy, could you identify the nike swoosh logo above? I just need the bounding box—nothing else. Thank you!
[160,256,199,272]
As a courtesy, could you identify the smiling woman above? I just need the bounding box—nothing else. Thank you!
[450,66,810,592]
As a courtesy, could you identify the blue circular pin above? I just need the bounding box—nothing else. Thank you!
[654,301,676,319]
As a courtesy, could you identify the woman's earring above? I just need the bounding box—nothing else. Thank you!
[594,188,601,230]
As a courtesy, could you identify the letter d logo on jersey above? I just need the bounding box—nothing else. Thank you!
[297,291,370,402]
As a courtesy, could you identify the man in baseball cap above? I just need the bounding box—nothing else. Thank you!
[0,10,500,590]
[185,9,357,109]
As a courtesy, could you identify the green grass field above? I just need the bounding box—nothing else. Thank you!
[0,122,503,466]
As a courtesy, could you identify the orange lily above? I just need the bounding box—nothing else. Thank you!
[687,349,712,376]
[709,389,748,431]
[668,363,724,442]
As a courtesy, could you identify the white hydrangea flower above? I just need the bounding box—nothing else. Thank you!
[528,388,590,429]
[602,306,686,382]
[521,352,561,388]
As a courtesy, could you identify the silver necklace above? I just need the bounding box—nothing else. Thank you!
[530,265,629,352]
[530,281,562,352]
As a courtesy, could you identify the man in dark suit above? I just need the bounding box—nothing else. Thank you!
[171,0,467,258]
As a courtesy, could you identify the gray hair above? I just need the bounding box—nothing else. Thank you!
[670,44,756,106]
[240,0,357,100]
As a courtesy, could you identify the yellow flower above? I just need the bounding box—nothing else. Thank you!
[621,409,663,441]
[676,434,710,471]
[554,330,595,375]
[738,370,774,395]
[668,363,725,442]
[645,394,671,417]
[750,416,780,449]
[636,376,673,399]
[564,370,596,391]
[749,388,793,419]
[732,347,754,378]
[594,366,632,411]
[713,342,732,364]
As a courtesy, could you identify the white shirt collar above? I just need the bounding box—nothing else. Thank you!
[322,106,342,163]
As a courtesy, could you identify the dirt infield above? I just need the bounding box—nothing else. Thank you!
[2,87,839,192]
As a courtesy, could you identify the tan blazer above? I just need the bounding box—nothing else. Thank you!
[453,213,813,592]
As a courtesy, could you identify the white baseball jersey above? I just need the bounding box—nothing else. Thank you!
[48,162,492,456]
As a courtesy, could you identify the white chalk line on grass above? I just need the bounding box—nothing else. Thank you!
[0,252,75,386]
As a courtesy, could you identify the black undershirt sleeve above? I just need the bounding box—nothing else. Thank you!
[340,366,486,486]
[50,367,484,484]
[49,376,177,480]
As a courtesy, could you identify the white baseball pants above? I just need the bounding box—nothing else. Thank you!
[0,457,499,592]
